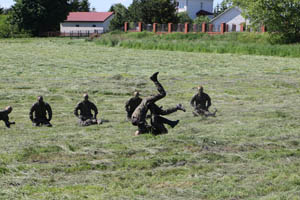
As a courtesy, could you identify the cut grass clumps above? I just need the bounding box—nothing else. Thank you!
[18,145,63,161]
[1,38,300,199]
[95,32,300,58]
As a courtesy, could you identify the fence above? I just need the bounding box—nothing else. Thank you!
[124,22,266,35]
[40,30,103,38]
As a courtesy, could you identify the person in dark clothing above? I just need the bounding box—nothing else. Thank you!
[190,86,216,117]
[74,93,101,126]
[131,72,166,135]
[29,96,53,127]
[149,103,186,135]
[125,91,142,121]
[0,106,15,128]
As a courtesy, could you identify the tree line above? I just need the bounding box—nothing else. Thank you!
[0,0,90,37]
[1,0,300,43]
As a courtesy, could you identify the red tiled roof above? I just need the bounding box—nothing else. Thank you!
[65,12,114,22]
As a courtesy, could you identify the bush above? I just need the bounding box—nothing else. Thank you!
[0,15,31,38]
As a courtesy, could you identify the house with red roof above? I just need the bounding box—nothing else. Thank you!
[60,12,114,34]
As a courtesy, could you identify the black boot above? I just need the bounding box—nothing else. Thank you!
[170,120,179,128]
[150,72,159,82]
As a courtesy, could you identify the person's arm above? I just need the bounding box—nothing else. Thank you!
[46,104,52,122]
[4,114,15,128]
[74,103,80,118]
[190,94,196,108]
[125,99,131,112]
[92,103,98,119]
[29,104,35,122]
[206,95,211,110]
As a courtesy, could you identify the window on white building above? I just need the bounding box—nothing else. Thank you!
[178,1,185,9]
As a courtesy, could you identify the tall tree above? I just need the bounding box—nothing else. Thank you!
[69,0,90,12]
[109,4,129,30]
[10,0,70,36]
[128,0,178,24]
[233,0,300,43]
[0,6,3,14]
[214,0,233,17]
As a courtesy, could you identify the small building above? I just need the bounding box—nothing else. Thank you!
[210,7,250,32]
[60,12,114,34]
[177,0,214,19]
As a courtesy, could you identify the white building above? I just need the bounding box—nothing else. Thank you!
[177,0,214,19]
[210,7,250,32]
[60,12,114,34]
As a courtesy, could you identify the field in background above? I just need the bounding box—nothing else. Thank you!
[96,32,300,58]
[0,38,300,199]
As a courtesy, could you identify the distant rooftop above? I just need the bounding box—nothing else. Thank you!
[65,12,114,22]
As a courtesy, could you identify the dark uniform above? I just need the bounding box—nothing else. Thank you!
[29,101,52,127]
[149,103,181,135]
[131,72,166,134]
[190,88,211,116]
[125,96,142,120]
[0,108,15,128]
[74,100,99,126]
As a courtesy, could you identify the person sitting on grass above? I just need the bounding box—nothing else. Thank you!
[190,85,217,117]
[0,106,15,128]
[74,93,102,126]
[29,96,53,127]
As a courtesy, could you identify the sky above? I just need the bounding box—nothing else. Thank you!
[1,0,223,11]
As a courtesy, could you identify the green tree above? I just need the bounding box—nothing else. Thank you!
[10,0,69,36]
[128,0,178,24]
[194,16,210,24]
[177,12,192,24]
[109,3,129,30]
[69,0,90,12]
[214,0,233,17]
[0,6,3,14]
[233,0,300,43]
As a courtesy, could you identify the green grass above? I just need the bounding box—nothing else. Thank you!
[0,38,300,199]
[95,32,300,58]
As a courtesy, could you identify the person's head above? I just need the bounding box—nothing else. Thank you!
[197,85,204,94]
[37,96,44,103]
[133,91,140,98]
[5,106,12,114]
[83,93,89,102]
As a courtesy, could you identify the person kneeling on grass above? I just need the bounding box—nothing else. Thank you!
[0,106,15,128]
[74,93,102,126]
[190,85,217,117]
[29,96,53,127]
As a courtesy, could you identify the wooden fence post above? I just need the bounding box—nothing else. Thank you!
[124,22,128,32]
[184,23,189,34]
[209,24,213,32]
[202,23,206,33]
[221,23,226,34]
[261,25,266,33]
[168,23,173,33]
[138,22,143,32]
[153,23,157,33]
[240,24,244,32]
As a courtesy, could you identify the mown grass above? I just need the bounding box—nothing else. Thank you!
[0,38,300,199]
[95,32,300,58]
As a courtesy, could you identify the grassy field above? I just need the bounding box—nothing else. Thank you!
[1,38,300,199]
[95,32,300,58]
